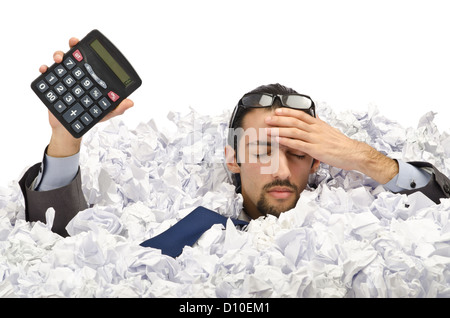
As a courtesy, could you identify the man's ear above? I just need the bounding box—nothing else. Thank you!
[310,159,321,174]
[225,145,240,174]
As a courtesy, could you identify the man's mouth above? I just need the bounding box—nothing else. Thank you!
[266,186,295,199]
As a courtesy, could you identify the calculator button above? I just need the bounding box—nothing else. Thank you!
[45,91,57,103]
[85,63,107,89]
[54,100,67,113]
[45,72,58,85]
[108,91,120,102]
[89,105,102,117]
[63,75,76,87]
[63,103,83,123]
[97,80,107,89]
[81,95,93,108]
[36,80,48,93]
[63,92,75,105]
[89,88,102,100]
[73,49,83,62]
[98,97,111,110]
[72,120,84,133]
[72,85,85,98]
[63,57,76,70]
[55,65,67,78]
[81,78,93,89]
[54,83,67,96]
[80,113,93,125]
[85,63,93,73]
[72,67,85,80]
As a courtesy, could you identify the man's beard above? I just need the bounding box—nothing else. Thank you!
[256,179,300,217]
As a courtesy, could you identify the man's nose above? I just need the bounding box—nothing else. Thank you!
[271,152,291,179]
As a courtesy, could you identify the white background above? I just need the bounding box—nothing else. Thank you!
[1,0,449,186]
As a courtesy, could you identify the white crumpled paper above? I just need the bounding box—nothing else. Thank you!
[0,102,449,297]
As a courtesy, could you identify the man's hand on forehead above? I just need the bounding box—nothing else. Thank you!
[264,108,364,171]
[263,107,399,184]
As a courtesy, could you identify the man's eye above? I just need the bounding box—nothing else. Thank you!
[291,153,305,159]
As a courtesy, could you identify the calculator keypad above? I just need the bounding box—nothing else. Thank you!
[35,49,119,136]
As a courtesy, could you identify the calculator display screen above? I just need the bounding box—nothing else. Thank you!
[90,39,133,87]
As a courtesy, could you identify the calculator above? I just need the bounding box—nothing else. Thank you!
[31,29,142,138]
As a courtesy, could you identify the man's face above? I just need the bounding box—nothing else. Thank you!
[226,108,318,219]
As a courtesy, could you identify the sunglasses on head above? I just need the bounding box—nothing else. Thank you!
[229,93,316,129]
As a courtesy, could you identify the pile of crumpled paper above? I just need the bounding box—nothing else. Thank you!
[0,102,449,297]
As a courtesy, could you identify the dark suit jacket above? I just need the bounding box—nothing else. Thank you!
[19,163,88,237]
[19,161,450,237]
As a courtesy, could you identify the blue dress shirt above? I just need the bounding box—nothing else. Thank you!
[34,152,80,191]
[383,159,431,192]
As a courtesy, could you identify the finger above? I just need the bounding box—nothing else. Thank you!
[266,127,312,143]
[265,113,311,132]
[274,107,316,124]
[53,50,64,63]
[100,99,134,122]
[69,37,79,48]
[39,65,48,73]
[276,136,312,154]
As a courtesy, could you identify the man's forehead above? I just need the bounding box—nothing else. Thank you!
[241,108,274,130]
[238,108,276,146]
[240,127,273,145]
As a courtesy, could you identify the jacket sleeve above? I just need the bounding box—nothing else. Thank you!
[19,163,88,237]
[397,161,450,204]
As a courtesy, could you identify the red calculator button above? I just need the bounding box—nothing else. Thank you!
[108,91,120,102]
[73,49,83,62]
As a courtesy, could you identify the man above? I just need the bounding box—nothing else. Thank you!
[224,83,450,222]
[20,38,450,237]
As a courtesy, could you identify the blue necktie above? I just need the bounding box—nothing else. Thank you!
[140,206,249,258]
